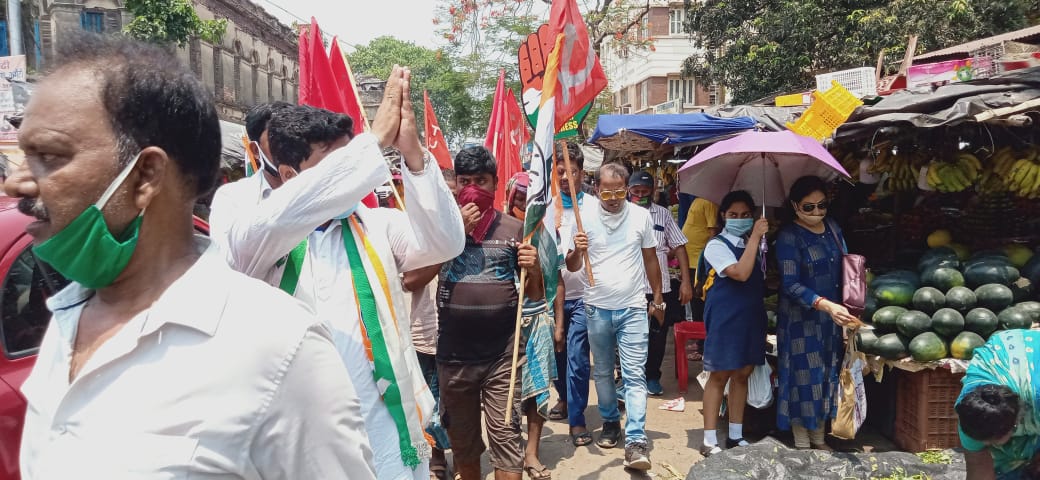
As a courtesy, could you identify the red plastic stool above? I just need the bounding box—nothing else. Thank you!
[673,321,707,393]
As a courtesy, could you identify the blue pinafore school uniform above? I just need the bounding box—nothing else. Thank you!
[702,235,768,372]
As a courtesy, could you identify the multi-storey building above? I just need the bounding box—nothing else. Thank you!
[600,0,725,114]
[21,0,300,123]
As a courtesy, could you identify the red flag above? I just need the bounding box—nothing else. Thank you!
[424,91,453,170]
[299,18,377,208]
[548,0,607,129]
[301,19,347,114]
[486,77,524,210]
[485,70,506,150]
[505,87,529,151]
[329,38,368,136]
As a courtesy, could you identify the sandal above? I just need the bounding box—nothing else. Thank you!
[524,465,552,480]
[548,403,567,421]
[687,352,703,361]
[571,431,593,447]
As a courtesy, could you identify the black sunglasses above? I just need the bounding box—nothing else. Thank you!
[800,201,829,213]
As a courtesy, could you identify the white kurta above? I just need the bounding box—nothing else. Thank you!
[20,238,375,480]
[210,133,466,480]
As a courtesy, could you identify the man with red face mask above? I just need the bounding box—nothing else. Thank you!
[408,146,544,480]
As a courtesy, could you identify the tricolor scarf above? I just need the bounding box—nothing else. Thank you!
[277,216,434,469]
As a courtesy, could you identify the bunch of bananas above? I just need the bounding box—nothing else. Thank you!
[887,153,921,191]
[926,153,981,193]
[1004,154,1040,199]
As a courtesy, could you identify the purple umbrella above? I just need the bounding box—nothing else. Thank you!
[677,130,850,210]
[677,130,851,271]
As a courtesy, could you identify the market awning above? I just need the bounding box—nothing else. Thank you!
[704,105,808,132]
[834,67,1040,142]
[588,113,756,151]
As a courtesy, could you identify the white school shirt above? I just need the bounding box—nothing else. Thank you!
[19,238,375,480]
[704,231,747,278]
[210,133,466,480]
[642,203,688,295]
[574,201,658,310]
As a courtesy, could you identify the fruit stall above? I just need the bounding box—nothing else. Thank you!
[823,67,1040,451]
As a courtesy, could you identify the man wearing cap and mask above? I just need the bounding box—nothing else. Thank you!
[209,67,465,479]
[5,33,375,479]
[627,171,692,397]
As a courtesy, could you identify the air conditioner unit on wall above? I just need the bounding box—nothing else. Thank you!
[619,106,631,114]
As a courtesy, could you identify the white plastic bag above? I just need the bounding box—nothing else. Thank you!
[746,362,774,409]
[696,363,773,409]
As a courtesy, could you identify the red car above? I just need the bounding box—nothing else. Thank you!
[0,194,209,480]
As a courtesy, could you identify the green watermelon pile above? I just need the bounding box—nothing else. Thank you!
[859,245,1040,362]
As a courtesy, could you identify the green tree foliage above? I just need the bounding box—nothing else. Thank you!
[683,0,1039,104]
[348,36,482,146]
[124,0,227,46]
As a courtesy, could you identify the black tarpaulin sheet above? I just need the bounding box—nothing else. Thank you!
[834,67,1040,142]
[686,437,966,480]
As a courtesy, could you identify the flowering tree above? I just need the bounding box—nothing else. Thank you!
[434,0,652,138]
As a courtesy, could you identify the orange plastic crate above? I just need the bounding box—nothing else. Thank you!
[785,81,864,140]
[893,367,964,452]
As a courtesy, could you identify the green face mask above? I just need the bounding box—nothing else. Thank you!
[33,153,144,289]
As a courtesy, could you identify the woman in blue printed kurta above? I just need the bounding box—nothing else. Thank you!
[775,176,860,449]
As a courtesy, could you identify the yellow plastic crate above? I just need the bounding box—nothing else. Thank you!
[775,92,810,107]
[785,80,864,140]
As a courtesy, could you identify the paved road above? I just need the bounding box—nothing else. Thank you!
[469,334,897,479]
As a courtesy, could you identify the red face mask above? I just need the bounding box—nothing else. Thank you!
[457,184,496,242]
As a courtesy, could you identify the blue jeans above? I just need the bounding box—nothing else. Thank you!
[565,299,591,428]
[586,304,649,445]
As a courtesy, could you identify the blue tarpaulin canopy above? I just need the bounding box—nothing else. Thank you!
[589,113,757,151]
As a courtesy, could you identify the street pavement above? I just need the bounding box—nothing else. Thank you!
[471,333,897,479]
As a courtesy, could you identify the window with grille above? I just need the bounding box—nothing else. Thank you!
[81,11,104,33]
[620,88,629,106]
[639,16,649,40]
[640,81,649,109]
[668,78,695,103]
[708,83,721,105]
[669,9,685,35]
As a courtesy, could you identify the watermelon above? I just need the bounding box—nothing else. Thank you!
[897,310,932,338]
[912,287,946,314]
[976,284,1015,311]
[998,307,1033,330]
[950,331,986,360]
[856,330,880,354]
[873,306,908,334]
[950,243,971,261]
[964,262,1020,288]
[909,332,948,362]
[1015,301,1040,323]
[971,249,1010,261]
[874,283,915,307]
[875,333,910,360]
[945,286,977,312]
[964,308,1000,338]
[1022,254,1040,284]
[862,296,879,324]
[876,270,921,288]
[931,308,966,338]
[918,247,959,272]
[1011,279,1034,303]
[921,267,965,291]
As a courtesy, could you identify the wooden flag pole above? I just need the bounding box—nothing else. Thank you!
[559,140,595,286]
[504,268,528,425]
